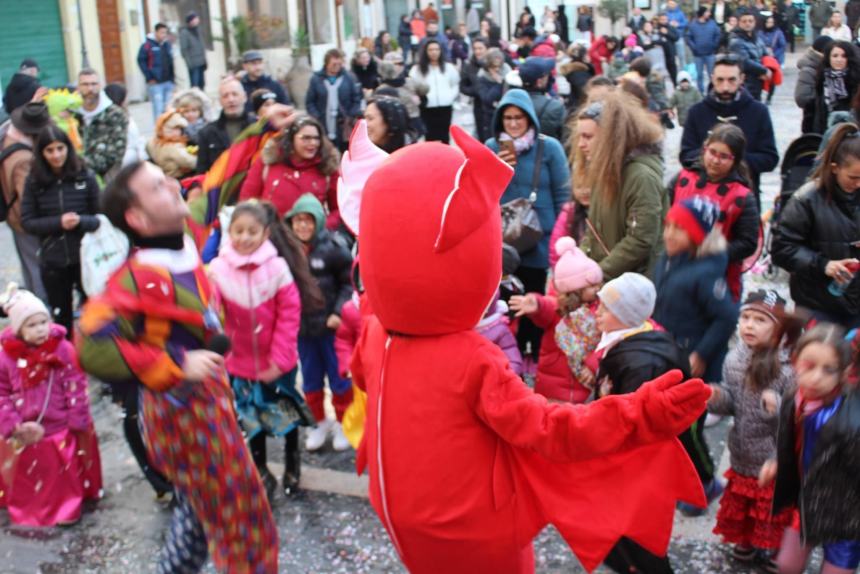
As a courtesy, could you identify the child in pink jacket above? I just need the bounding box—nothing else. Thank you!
[209,200,319,497]
[0,284,101,526]
[510,238,603,403]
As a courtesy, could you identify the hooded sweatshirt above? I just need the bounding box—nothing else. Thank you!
[285,194,353,337]
[485,89,570,269]
[75,91,129,178]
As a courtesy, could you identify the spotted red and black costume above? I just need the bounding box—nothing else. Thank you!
[670,166,760,300]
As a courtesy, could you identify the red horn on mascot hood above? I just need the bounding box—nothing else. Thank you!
[435,126,515,252]
[359,125,514,336]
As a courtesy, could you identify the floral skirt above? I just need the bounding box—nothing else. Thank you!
[0,427,102,526]
[140,376,278,573]
[231,368,314,439]
[713,467,793,550]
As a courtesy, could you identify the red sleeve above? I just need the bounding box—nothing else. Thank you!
[239,157,265,202]
[325,172,341,230]
[60,341,93,432]
[471,349,711,463]
[529,294,559,329]
[335,300,360,377]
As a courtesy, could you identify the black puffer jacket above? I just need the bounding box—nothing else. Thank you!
[20,169,100,267]
[771,181,860,316]
[597,329,691,396]
[302,229,353,337]
[195,111,257,174]
[772,390,860,544]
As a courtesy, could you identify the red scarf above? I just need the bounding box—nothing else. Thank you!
[2,334,64,390]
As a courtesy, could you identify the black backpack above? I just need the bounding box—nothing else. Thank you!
[0,142,31,222]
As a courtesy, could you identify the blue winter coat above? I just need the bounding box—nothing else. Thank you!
[759,27,787,65]
[685,19,721,56]
[486,89,570,270]
[666,6,689,32]
[137,37,175,84]
[652,247,739,383]
[305,70,363,147]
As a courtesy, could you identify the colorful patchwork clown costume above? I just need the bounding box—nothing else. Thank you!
[346,123,712,573]
[77,237,277,573]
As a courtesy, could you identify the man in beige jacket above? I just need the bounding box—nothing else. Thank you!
[0,101,50,300]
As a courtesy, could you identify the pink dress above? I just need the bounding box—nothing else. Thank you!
[0,325,102,526]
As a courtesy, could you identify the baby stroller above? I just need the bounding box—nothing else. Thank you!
[754,133,823,279]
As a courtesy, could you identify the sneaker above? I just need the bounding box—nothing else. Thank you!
[705,413,724,427]
[305,420,331,451]
[331,422,351,451]
[705,478,725,504]
[678,479,724,517]
[731,545,756,563]
[757,554,778,574]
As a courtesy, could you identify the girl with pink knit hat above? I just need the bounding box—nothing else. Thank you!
[0,283,102,526]
[510,237,603,402]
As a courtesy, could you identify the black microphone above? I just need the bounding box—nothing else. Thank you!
[207,333,232,356]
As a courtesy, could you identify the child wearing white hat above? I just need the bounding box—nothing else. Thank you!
[0,282,101,526]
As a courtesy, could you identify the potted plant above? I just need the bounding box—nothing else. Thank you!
[285,26,313,110]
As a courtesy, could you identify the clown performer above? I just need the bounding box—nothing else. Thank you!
[75,158,284,573]
[341,121,713,573]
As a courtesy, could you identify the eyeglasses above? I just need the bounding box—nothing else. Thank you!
[502,114,527,122]
[704,146,735,162]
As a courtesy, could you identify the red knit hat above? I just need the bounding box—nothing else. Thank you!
[665,195,720,245]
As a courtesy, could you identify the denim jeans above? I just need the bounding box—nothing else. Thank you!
[694,55,715,93]
[188,66,205,90]
[147,81,174,119]
[676,37,688,68]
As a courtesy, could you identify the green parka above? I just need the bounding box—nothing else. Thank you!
[580,147,667,280]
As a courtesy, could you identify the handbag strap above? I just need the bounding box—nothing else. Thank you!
[529,136,545,201]
[585,216,611,256]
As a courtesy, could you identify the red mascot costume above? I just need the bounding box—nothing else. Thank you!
[348,123,711,573]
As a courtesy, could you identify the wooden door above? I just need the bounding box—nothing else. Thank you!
[98,0,125,84]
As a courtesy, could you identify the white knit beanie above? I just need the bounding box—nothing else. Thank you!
[597,272,656,328]
[1,283,50,333]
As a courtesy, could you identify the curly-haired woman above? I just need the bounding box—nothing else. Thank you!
[239,114,341,228]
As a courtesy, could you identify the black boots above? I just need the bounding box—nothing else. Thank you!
[283,428,301,495]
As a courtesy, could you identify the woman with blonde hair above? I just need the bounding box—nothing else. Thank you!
[571,91,666,280]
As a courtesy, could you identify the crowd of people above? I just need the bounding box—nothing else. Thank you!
[0,2,860,573]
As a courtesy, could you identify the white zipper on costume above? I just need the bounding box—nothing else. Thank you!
[376,335,404,558]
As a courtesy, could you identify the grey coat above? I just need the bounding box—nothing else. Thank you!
[794,48,822,109]
[179,26,207,69]
[709,343,795,476]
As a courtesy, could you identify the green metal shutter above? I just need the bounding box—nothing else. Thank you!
[0,0,69,91]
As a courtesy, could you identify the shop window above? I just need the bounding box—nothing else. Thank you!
[308,0,334,44]
[235,0,290,48]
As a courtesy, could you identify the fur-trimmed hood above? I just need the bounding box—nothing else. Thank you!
[170,87,215,122]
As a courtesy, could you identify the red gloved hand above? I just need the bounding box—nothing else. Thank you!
[637,369,712,437]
